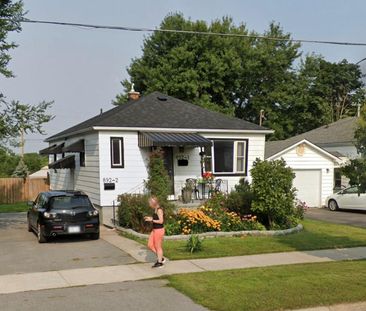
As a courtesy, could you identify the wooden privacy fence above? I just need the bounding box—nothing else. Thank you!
[0,177,50,204]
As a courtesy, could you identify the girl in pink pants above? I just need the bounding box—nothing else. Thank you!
[144,196,165,268]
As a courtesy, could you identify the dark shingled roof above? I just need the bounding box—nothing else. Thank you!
[46,92,270,142]
[265,117,357,158]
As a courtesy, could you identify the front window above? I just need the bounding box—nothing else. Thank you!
[110,137,124,168]
[205,140,248,175]
[214,140,234,172]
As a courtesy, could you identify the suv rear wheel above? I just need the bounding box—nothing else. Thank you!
[27,217,32,233]
[37,223,48,243]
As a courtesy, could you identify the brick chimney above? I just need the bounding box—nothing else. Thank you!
[128,83,140,100]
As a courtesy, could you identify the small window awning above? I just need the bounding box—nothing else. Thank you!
[48,155,75,169]
[62,139,85,153]
[138,132,212,147]
[39,143,65,155]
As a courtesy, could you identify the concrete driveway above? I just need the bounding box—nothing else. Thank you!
[305,207,366,228]
[0,213,135,275]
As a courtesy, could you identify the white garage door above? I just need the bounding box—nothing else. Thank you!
[293,170,321,207]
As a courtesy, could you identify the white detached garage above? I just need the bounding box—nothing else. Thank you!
[265,139,341,207]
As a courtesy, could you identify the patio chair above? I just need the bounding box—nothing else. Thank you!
[185,178,200,200]
[208,178,223,197]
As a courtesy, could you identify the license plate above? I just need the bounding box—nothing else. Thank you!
[68,226,81,233]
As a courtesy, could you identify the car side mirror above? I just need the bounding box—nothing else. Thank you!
[27,201,34,207]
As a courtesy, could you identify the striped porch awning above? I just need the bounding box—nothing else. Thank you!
[138,132,212,147]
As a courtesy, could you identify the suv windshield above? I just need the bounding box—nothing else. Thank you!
[49,195,92,210]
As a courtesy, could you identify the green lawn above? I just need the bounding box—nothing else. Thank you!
[0,202,28,213]
[167,260,366,311]
[162,219,366,259]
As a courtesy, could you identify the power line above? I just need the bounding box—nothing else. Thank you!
[15,18,366,47]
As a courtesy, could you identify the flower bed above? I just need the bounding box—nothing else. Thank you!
[116,183,306,238]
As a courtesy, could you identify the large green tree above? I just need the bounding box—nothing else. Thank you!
[115,13,300,119]
[115,13,365,140]
[282,56,365,137]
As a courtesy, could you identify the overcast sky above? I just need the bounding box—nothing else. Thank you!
[2,0,366,153]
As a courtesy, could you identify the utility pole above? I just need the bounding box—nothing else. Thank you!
[20,127,25,158]
[259,109,266,126]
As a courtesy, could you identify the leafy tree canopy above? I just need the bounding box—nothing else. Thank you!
[0,100,54,147]
[115,13,365,140]
[0,0,24,79]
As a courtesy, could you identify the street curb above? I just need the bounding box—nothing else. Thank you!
[113,222,303,240]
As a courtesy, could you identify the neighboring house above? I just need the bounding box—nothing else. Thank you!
[265,117,358,207]
[40,91,272,208]
[29,166,49,179]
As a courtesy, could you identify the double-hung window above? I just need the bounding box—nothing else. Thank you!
[110,137,124,168]
[204,139,248,175]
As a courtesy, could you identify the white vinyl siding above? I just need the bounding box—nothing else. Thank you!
[49,133,101,206]
[269,143,335,207]
[99,131,149,206]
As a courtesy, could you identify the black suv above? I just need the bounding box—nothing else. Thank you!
[27,190,100,243]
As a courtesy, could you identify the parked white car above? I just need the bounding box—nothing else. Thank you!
[326,186,366,211]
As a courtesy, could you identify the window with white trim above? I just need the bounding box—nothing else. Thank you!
[110,137,124,168]
[205,140,248,175]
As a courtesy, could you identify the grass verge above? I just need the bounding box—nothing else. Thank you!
[0,202,28,213]
[167,260,366,311]
[162,219,366,259]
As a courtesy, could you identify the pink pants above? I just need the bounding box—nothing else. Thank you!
[148,228,165,254]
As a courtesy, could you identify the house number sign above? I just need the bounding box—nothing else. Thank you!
[103,177,119,183]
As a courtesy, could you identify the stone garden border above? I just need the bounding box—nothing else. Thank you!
[114,222,303,240]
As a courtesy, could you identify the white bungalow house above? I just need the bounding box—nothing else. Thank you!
[40,91,272,209]
[265,117,358,207]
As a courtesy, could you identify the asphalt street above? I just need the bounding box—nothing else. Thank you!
[305,207,366,228]
[0,279,209,311]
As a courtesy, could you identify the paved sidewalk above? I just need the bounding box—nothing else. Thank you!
[1,245,366,295]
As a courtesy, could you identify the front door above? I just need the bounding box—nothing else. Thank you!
[162,147,174,195]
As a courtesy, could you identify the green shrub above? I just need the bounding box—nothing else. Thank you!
[225,178,254,216]
[186,234,202,253]
[251,158,297,229]
[145,148,171,202]
[117,193,176,234]
[117,194,151,233]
